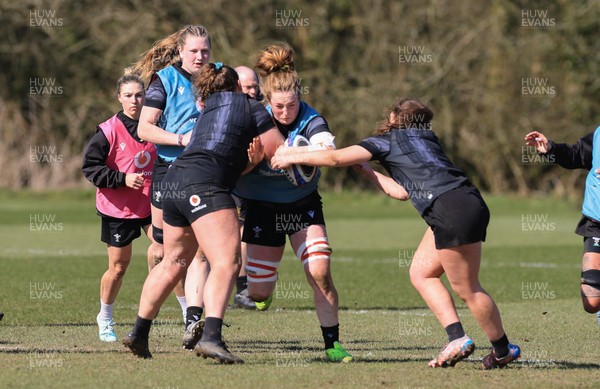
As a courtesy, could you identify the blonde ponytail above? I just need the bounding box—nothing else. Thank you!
[131,25,211,82]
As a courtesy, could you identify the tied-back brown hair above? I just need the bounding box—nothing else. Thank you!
[192,63,239,102]
[116,69,144,95]
[131,25,210,81]
[255,43,300,101]
[376,98,434,134]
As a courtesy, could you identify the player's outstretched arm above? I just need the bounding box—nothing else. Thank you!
[353,162,409,201]
[272,145,371,168]
[525,130,594,170]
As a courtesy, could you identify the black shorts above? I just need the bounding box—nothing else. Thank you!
[575,215,600,237]
[423,184,489,249]
[162,182,236,227]
[100,215,151,247]
[576,215,600,253]
[150,157,171,210]
[232,193,247,222]
[242,191,325,247]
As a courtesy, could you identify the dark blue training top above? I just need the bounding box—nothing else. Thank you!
[359,128,469,215]
[172,91,274,188]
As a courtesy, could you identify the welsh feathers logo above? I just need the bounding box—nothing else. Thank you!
[133,151,151,169]
[189,195,201,207]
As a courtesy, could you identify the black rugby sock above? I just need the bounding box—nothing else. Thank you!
[185,306,203,328]
[202,317,223,343]
[132,316,152,339]
[445,322,466,342]
[491,334,510,358]
[321,324,340,349]
[236,276,248,294]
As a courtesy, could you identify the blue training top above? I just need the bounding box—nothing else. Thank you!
[582,126,600,221]
[234,101,323,203]
[155,66,200,163]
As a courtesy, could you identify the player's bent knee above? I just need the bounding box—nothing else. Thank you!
[581,299,600,313]
[246,257,279,283]
[408,263,424,281]
[112,265,128,279]
[307,266,330,282]
[296,238,332,267]
[409,272,423,289]
[581,294,600,313]
[309,273,334,294]
[152,225,163,245]
[249,290,272,302]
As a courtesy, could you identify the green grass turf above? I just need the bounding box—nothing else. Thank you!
[0,189,598,388]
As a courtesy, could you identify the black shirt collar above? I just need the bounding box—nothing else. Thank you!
[173,61,192,81]
[117,111,142,142]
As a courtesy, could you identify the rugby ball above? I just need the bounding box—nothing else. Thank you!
[282,134,316,186]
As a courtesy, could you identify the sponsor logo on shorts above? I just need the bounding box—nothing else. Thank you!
[189,194,207,213]
[253,226,262,238]
[133,150,152,169]
[307,210,315,218]
[593,237,600,247]
[189,195,201,206]
[114,233,121,243]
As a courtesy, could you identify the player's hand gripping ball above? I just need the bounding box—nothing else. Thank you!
[282,134,316,186]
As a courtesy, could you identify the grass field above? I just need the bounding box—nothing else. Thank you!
[1,189,599,389]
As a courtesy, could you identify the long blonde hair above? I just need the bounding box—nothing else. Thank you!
[131,25,210,81]
[255,43,300,101]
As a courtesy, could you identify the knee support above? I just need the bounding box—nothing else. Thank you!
[581,270,600,288]
[296,238,332,267]
[152,225,163,245]
[246,258,280,283]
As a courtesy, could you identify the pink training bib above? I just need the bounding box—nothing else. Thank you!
[96,114,156,219]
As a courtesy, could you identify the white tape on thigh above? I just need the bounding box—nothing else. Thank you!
[246,258,280,283]
[296,237,332,267]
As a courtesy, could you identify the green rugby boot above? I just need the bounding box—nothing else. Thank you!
[326,341,353,363]
[255,294,273,311]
